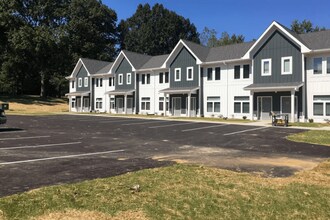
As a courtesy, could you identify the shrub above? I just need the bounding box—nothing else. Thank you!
[242,116,247,120]
[308,118,314,123]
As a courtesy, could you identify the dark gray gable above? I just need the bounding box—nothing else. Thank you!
[76,65,90,92]
[115,57,135,90]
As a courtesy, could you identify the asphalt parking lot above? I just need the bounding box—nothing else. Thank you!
[1,114,330,197]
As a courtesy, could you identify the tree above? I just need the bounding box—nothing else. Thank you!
[200,27,245,47]
[118,3,200,55]
[291,19,326,34]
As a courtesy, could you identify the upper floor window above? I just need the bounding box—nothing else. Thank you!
[96,78,99,87]
[159,72,164,83]
[327,57,330,74]
[165,72,169,83]
[100,78,103,87]
[147,74,150,84]
[281,56,292,75]
[187,67,193,81]
[215,67,221,80]
[118,74,123,85]
[207,68,213,81]
[78,78,82,87]
[71,81,75,89]
[261,58,271,76]
[84,77,88,87]
[234,65,240,79]
[142,74,145,84]
[175,68,181,81]
[109,77,114,87]
[243,65,250,79]
[127,73,131,84]
[313,57,322,74]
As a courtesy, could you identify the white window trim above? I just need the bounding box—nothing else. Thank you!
[84,77,88,87]
[174,68,181,81]
[281,56,292,75]
[127,73,131,84]
[261,58,272,76]
[118,74,123,85]
[186,67,193,81]
[78,78,82,87]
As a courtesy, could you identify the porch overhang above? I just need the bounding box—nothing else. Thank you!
[244,82,303,92]
[105,89,135,95]
[65,91,90,96]
[159,87,199,94]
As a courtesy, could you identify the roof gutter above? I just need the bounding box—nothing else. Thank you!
[201,58,251,66]
[304,48,330,54]
[135,67,169,73]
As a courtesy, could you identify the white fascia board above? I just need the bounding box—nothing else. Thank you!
[242,21,311,59]
[180,41,203,64]
[92,73,112,77]
[109,52,124,74]
[201,58,251,66]
[304,48,330,55]
[136,67,169,73]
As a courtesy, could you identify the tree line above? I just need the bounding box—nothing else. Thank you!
[0,1,326,97]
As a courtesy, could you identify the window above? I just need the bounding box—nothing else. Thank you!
[71,98,75,108]
[159,97,169,111]
[110,98,115,109]
[96,78,99,87]
[100,78,103,87]
[313,57,322,74]
[118,74,123,85]
[207,96,220,113]
[109,77,114,87]
[243,65,250,79]
[96,98,102,109]
[141,97,150,110]
[159,72,164,83]
[207,68,213,81]
[313,96,330,116]
[234,65,240,79]
[327,57,330,74]
[127,73,131,84]
[261,58,272,76]
[71,81,75,89]
[175,68,181,81]
[96,78,102,87]
[147,74,150,84]
[234,96,250,113]
[215,67,221,80]
[281,56,292,75]
[165,72,169,83]
[84,77,88,87]
[78,78,82,87]
[142,74,145,84]
[187,67,193,81]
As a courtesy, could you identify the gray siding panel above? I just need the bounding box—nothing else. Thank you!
[76,65,90,92]
[170,47,199,88]
[253,31,302,84]
[115,58,135,90]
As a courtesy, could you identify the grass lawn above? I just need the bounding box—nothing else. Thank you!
[290,122,330,128]
[0,162,330,220]
[288,130,330,146]
[0,95,68,115]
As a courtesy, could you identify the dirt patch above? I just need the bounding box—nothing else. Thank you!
[32,210,148,220]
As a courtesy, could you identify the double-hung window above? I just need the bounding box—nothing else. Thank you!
[261,58,271,76]
[159,72,164,83]
[141,74,145,84]
[71,81,75,89]
[243,65,250,79]
[313,57,322,74]
[215,67,221,80]
[281,56,292,75]
[234,96,250,113]
[78,78,82,87]
[127,73,131,84]
[96,78,99,87]
[99,78,103,87]
[71,98,76,108]
[327,57,330,74]
[187,67,193,81]
[109,77,114,86]
[234,65,240,79]
[84,77,88,87]
[146,74,150,84]
[110,98,115,109]
[207,96,220,113]
[159,97,169,111]
[174,68,181,81]
[96,98,102,109]
[141,97,150,110]
[165,72,169,83]
[313,96,330,116]
[118,74,123,85]
[207,68,213,81]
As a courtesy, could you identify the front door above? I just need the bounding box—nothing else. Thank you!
[127,97,133,114]
[83,97,90,112]
[173,97,181,116]
[76,97,81,112]
[190,97,196,117]
[116,98,123,114]
[257,97,272,120]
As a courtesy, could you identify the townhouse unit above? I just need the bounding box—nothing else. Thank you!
[66,21,330,122]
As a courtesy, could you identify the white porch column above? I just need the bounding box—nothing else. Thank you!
[291,90,295,122]
[188,93,191,117]
[163,94,166,116]
[81,95,84,112]
[250,91,254,120]
[124,94,127,114]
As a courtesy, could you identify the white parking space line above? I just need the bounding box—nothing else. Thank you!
[0,142,82,150]
[149,122,196,129]
[0,130,26,134]
[99,119,137,124]
[0,136,50,141]
[0,149,125,166]
[122,120,170,126]
[182,124,227,132]
[223,127,267,136]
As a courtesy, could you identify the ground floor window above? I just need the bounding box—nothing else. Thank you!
[207,96,220,113]
[159,97,169,111]
[313,95,330,116]
[110,98,115,109]
[234,96,249,113]
[71,98,76,108]
[83,98,90,108]
[141,97,151,110]
[96,98,102,109]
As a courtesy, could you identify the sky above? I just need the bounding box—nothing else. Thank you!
[103,0,330,42]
